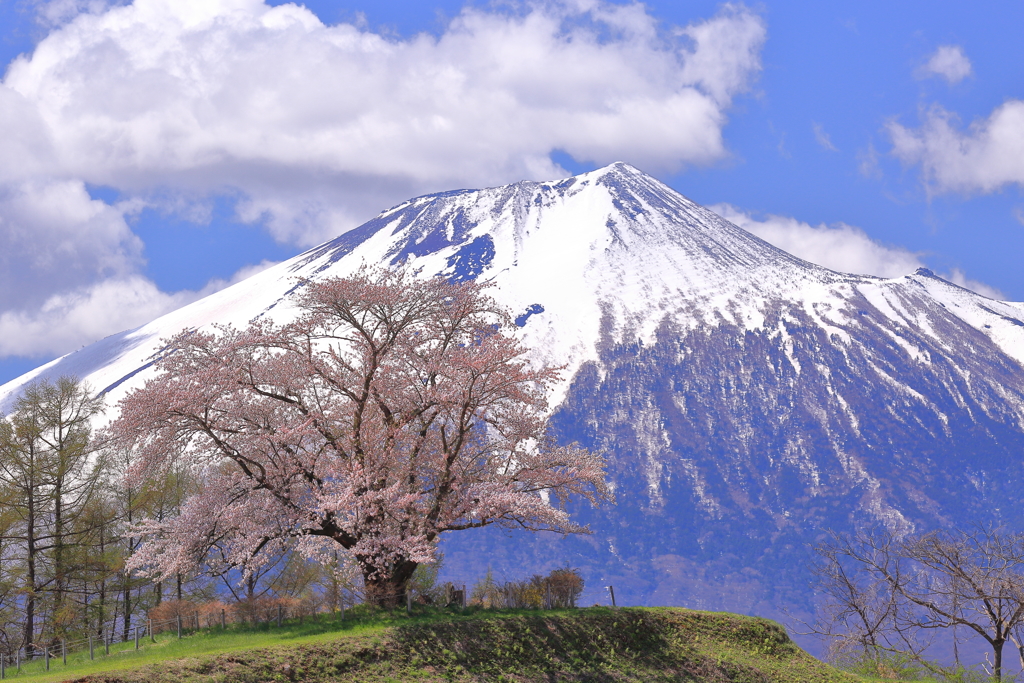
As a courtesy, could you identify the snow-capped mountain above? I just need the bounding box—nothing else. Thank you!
[5,162,1024,618]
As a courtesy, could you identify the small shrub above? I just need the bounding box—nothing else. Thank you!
[468,567,584,609]
[197,600,233,628]
[234,596,301,624]
[409,555,443,604]
[470,568,500,608]
[543,567,584,608]
[148,599,200,633]
[831,646,929,681]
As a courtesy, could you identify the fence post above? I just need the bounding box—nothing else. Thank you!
[62,640,66,664]
[44,646,49,671]
[105,635,110,655]
[150,618,155,642]
[277,605,282,627]
[135,626,139,650]
[221,609,226,630]
[177,614,182,639]
[607,585,617,608]
[90,635,94,660]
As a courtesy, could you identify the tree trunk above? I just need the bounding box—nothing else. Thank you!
[97,522,106,636]
[363,560,418,608]
[994,639,1004,682]
[24,475,36,654]
[122,579,131,642]
[53,476,65,632]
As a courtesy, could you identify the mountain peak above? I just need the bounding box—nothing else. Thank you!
[7,164,1024,415]
[569,160,642,181]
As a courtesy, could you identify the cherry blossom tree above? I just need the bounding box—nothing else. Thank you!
[109,270,610,606]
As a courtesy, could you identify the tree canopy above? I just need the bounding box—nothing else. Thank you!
[110,270,611,605]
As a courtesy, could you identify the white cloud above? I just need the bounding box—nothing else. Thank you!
[889,101,1024,195]
[917,45,972,85]
[3,0,766,246]
[677,3,766,106]
[944,268,1004,300]
[857,142,881,179]
[711,203,1004,299]
[0,276,193,357]
[813,122,838,151]
[0,174,275,360]
[0,179,143,311]
[31,0,119,27]
[0,259,276,358]
[712,203,921,277]
[0,0,768,367]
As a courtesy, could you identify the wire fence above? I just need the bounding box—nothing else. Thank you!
[0,601,334,680]
[0,583,619,680]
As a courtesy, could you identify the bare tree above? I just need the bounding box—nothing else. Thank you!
[810,526,1024,681]
[900,529,1024,680]
[808,529,931,669]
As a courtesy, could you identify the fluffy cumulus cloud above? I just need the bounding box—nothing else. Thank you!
[712,204,1004,299]
[0,0,767,365]
[889,102,1024,195]
[891,41,1024,198]
[0,174,271,357]
[917,45,972,84]
[0,180,141,312]
[712,204,922,277]
[0,259,279,358]
[0,276,194,357]
[4,0,766,244]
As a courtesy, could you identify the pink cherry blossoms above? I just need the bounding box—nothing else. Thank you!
[109,269,611,605]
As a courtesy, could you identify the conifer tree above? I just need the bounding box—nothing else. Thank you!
[0,377,104,651]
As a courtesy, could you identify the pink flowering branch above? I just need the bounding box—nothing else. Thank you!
[108,268,611,606]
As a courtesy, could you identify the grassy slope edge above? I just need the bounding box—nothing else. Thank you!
[45,608,856,683]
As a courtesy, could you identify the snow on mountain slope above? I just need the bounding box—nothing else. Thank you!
[5,162,1021,416]
[5,163,1024,621]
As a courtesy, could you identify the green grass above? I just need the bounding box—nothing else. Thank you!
[0,606,865,683]
[0,608,439,683]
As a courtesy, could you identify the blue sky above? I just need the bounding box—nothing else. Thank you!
[1,0,1023,386]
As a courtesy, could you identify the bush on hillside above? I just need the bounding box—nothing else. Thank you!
[233,596,302,624]
[148,600,200,632]
[470,567,584,609]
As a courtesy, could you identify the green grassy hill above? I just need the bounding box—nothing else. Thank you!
[6,607,857,683]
